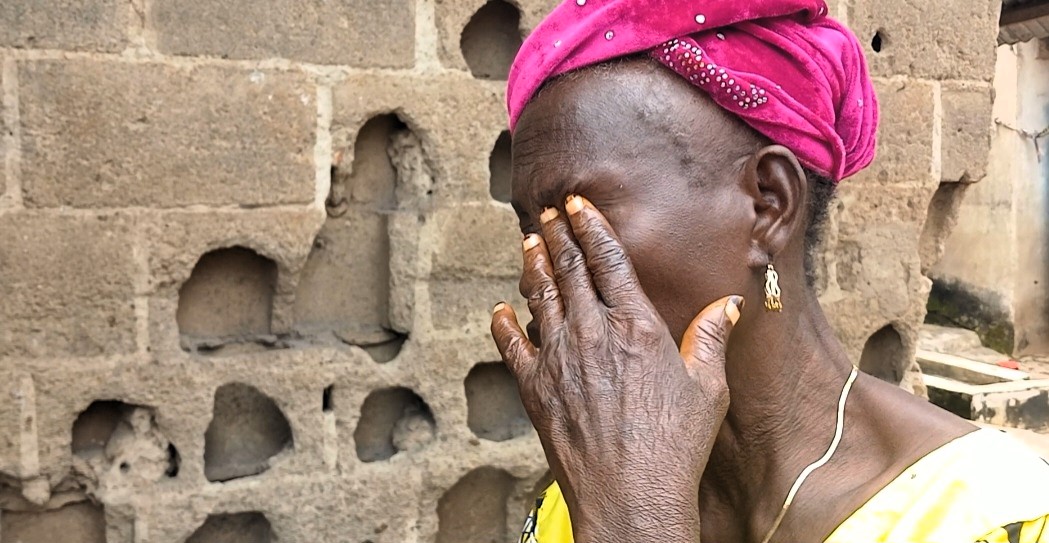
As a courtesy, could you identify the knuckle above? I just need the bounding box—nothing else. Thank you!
[505,336,529,361]
[589,235,623,261]
[553,246,586,276]
[527,281,560,307]
[518,273,531,300]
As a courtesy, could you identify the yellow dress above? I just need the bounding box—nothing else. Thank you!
[520,429,1049,543]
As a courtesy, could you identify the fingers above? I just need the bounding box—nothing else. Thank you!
[520,233,565,342]
[564,195,642,307]
[679,295,744,382]
[491,302,538,380]
[539,206,601,316]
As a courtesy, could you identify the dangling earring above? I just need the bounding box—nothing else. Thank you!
[764,263,783,312]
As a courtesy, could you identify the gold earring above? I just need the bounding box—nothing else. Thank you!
[764,263,783,312]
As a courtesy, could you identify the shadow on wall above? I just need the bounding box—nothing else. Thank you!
[926,279,1015,354]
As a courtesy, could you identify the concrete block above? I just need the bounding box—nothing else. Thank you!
[177,247,278,343]
[437,466,516,543]
[152,0,414,67]
[19,60,315,208]
[0,213,137,358]
[428,278,526,336]
[144,207,323,350]
[431,204,521,280]
[0,0,128,52]
[0,371,23,477]
[941,82,994,183]
[837,181,937,233]
[331,74,505,203]
[919,181,970,275]
[926,374,1049,432]
[848,0,1000,81]
[437,0,519,76]
[1,502,106,543]
[849,79,935,185]
[1,56,7,207]
[31,360,211,487]
[435,0,558,73]
[147,209,321,292]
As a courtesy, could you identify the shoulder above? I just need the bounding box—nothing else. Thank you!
[827,429,1049,543]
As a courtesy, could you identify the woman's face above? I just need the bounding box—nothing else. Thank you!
[510,61,761,344]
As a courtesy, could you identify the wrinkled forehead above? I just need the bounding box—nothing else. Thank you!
[509,61,760,210]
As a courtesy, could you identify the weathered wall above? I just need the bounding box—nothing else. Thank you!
[933,39,1049,356]
[0,0,1000,541]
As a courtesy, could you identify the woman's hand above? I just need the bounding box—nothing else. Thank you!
[491,195,743,543]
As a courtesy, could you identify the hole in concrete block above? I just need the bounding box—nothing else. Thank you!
[354,387,434,462]
[920,182,970,274]
[166,443,181,477]
[871,30,886,53]
[177,247,277,351]
[204,383,293,482]
[361,335,407,364]
[72,400,180,481]
[859,325,906,383]
[465,362,530,442]
[489,131,513,203]
[1,502,106,543]
[296,114,412,363]
[323,385,334,413]
[186,512,274,543]
[72,400,123,456]
[436,467,514,543]
[460,0,523,80]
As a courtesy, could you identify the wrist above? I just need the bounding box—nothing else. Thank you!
[570,487,700,543]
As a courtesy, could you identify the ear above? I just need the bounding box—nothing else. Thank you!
[740,145,807,269]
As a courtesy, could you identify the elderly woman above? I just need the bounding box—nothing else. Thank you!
[488,1,1049,542]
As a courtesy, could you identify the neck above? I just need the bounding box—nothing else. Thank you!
[697,291,974,543]
[697,290,864,541]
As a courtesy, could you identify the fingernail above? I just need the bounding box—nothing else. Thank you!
[565,194,584,215]
[493,302,507,315]
[725,296,744,325]
[540,207,559,224]
[522,234,541,252]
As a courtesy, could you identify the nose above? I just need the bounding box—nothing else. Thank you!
[526,319,542,348]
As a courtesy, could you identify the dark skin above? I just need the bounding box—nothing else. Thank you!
[491,59,976,543]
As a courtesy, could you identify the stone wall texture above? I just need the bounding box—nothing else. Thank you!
[0,0,1001,541]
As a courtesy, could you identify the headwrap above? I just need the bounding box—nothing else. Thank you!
[506,0,878,182]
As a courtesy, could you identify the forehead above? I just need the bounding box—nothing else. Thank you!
[510,63,693,207]
[509,60,754,212]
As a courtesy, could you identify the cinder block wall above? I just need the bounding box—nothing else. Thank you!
[0,0,1000,541]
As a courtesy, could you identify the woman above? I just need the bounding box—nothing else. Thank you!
[489,1,1049,542]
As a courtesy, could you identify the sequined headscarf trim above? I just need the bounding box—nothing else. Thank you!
[505,0,879,182]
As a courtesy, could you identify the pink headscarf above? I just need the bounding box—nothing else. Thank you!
[506,0,878,182]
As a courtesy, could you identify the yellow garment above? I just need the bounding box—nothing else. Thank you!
[520,429,1049,543]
